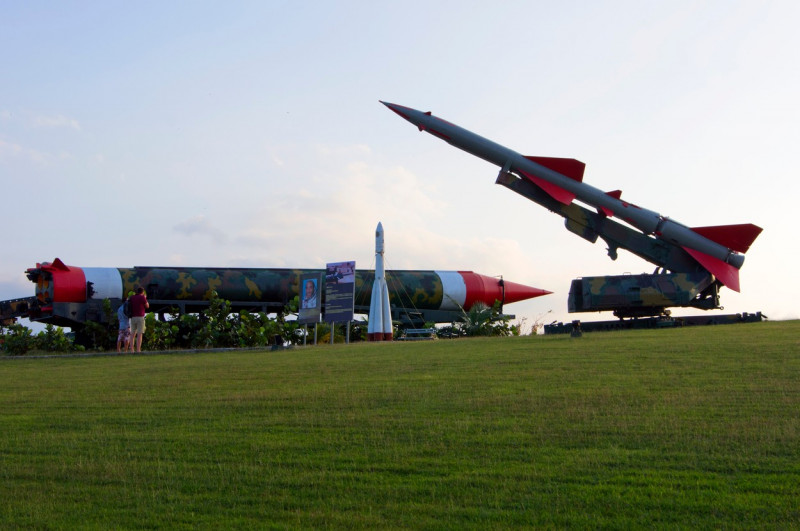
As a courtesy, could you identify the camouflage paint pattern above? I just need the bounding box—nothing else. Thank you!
[118,267,448,310]
[356,270,445,310]
[568,272,718,318]
[120,267,302,304]
[0,296,38,325]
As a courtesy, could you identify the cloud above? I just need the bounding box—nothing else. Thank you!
[219,154,544,287]
[173,215,228,244]
[0,139,51,165]
[34,113,81,131]
[231,159,450,263]
[0,139,22,157]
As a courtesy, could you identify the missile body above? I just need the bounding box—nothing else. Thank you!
[367,222,393,341]
[21,258,550,328]
[381,102,761,292]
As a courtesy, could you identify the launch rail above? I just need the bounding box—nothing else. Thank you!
[544,312,765,335]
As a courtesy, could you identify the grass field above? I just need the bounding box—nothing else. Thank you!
[1,321,798,528]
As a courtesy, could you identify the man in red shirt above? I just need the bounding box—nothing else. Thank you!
[129,287,149,352]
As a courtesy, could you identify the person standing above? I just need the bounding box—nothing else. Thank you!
[129,287,149,352]
[116,296,132,353]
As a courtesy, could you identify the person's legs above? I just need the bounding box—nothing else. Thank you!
[130,317,145,352]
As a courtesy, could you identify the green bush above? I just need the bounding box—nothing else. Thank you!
[1,324,38,355]
[38,325,79,352]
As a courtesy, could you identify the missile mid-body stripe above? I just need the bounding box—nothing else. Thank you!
[436,271,466,310]
[381,101,762,292]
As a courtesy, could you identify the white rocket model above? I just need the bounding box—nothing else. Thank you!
[367,222,393,341]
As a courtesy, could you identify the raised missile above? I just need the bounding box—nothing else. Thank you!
[19,259,551,328]
[381,101,762,292]
[367,222,393,341]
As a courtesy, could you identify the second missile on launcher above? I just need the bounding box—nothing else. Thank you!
[380,101,762,294]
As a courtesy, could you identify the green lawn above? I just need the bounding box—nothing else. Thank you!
[1,321,798,528]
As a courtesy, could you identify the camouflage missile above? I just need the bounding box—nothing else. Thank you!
[381,101,762,292]
[23,258,551,327]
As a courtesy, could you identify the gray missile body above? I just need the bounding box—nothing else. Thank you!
[381,101,761,292]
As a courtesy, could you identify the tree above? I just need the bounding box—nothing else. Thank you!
[0,324,38,355]
[458,301,515,337]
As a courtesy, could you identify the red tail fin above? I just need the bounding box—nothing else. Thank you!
[691,224,762,254]
[525,156,585,181]
[519,170,575,205]
[683,247,741,292]
[520,157,586,205]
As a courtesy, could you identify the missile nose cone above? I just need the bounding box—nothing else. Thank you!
[502,280,553,305]
[380,101,425,128]
[380,100,408,117]
[375,221,385,254]
[460,272,551,309]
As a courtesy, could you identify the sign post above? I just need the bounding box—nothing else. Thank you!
[324,261,355,344]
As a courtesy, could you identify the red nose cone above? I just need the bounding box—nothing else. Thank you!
[459,272,551,310]
[502,280,552,305]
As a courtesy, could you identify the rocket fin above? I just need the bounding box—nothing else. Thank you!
[519,170,575,205]
[50,258,71,271]
[600,190,622,217]
[524,156,585,181]
[520,157,585,205]
[690,224,763,254]
[682,247,741,292]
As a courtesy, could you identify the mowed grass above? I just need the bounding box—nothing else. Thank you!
[1,321,798,529]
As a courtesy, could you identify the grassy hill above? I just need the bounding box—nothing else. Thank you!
[1,321,798,528]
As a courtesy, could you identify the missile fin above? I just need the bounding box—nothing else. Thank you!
[682,247,741,292]
[690,224,763,254]
[599,190,622,217]
[519,170,575,205]
[50,258,71,271]
[524,156,585,182]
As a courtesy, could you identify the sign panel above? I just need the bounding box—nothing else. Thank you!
[324,261,355,323]
[297,272,322,324]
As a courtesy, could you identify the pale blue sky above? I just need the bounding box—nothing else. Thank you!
[2,1,798,329]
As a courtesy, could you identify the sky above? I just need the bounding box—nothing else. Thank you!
[2,0,799,332]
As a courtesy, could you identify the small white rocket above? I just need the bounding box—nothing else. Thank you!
[367,222,393,341]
